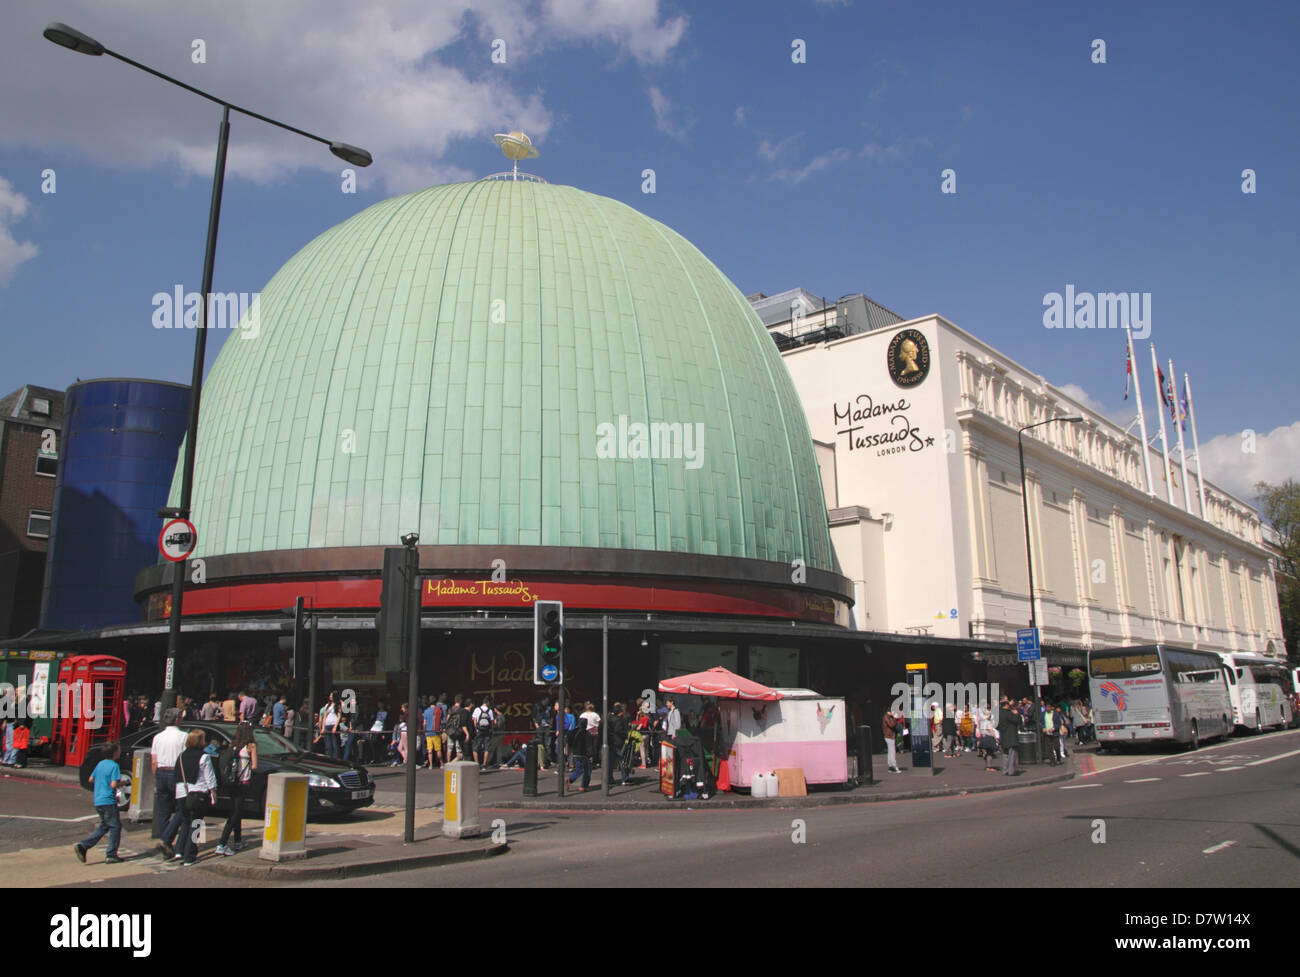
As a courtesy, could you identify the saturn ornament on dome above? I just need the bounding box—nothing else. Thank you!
[493,130,539,181]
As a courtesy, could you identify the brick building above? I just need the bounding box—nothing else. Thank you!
[0,385,64,638]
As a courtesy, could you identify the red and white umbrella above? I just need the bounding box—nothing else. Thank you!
[658,667,783,701]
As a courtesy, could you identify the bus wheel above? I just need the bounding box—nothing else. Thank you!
[1188,721,1199,752]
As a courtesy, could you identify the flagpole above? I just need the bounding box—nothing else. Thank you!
[1185,372,1207,518]
[1150,342,1175,505]
[1128,327,1154,496]
[1169,357,1192,512]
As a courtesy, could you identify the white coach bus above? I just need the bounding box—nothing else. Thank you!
[1218,653,1293,733]
[1089,645,1232,749]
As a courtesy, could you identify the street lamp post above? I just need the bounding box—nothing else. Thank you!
[44,23,371,711]
[1018,414,1083,760]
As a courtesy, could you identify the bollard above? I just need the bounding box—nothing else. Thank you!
[522,740,539,797]
[260,773,308,861]
[855,725,874,785]
[129,752,154,823]
[442,760,481,839]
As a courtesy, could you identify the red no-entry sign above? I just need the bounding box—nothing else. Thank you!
[158,518,198,562]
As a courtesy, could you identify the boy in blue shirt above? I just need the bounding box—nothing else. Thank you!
[75,742,123,864]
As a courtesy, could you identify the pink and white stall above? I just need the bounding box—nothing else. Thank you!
[719,689,848,789]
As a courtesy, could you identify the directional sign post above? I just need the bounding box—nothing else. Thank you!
[1016,627,1041,663]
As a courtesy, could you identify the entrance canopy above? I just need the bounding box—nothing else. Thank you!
[659,667,783,701]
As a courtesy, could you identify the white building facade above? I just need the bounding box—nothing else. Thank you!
[769,299,1286,663]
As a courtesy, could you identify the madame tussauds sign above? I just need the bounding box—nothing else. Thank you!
[834,393,935,456]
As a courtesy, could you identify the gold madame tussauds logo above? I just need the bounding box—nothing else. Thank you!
[887,328,930,388]
[425,579,540,603]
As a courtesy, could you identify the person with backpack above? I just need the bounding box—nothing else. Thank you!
[216,722,257,856]
[471,697,496,770]
[882,707,903,774]
[443,696,465,762]
[75,741,123,865]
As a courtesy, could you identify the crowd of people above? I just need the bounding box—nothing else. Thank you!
[881,696,1097,776]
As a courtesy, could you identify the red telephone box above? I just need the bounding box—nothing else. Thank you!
[51,655,126,767]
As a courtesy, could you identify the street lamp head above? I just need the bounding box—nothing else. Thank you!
[1060,414,1084,423]
[330,141,373,167]
[43,22,105,56]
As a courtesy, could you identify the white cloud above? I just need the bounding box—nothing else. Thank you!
[1056,383,1110,419]
[733,106,747,127]
[756,132,802,162]
[646,85,692,141]
[770,147,851,185]
[0,0,686,195]
[1198,421,1300,503]
[860,136,931,163]
[0,177,39,286]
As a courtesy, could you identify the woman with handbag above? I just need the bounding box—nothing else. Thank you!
[173,729,217,865]
[216,723,257,856]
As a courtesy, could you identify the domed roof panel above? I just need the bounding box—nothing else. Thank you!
[174,180,832,570]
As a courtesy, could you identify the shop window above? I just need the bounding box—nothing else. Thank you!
[36,453,58,477]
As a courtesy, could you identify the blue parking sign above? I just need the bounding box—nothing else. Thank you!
[1017,627,1041,661]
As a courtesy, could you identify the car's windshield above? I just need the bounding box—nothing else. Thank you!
[251,729,297,755]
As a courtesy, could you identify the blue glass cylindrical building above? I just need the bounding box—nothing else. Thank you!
[40,379,189,631]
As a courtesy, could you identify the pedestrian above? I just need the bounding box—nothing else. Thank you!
[216,723,257,856]
[941,703,958,757]
[151,708,188,853]
[10,720,31,767]
[221,692,238,723]
[608,702,630,784]
[472,697,495,770]
[533,696,553,769]
[200,693,220,721]
[423,697,439,769]
[663,697,682,739]
[567,715,592,791]
[996,698,1022,777]
[882,706,903,773]
[237,689,256,723]
[930,701,944,757]
[319,692,341,758]
[630,701,650,769]
[958,705,975,752]
[75,742,123,865]
[443,696,464,762]
[272,695,287,735]
[172,728,217,865]
[1042,705,1061,766]
[579,701,601,764]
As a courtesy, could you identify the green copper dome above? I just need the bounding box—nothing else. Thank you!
[174,179,831,569]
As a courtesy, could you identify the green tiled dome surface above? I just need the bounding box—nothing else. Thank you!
[173,180,831,569]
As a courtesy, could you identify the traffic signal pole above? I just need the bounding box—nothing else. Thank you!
[404,546,421,844]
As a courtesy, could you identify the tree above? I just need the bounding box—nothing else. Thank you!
[1255,479,1300,662]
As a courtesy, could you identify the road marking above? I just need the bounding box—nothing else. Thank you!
[1202,840,1237,854]
[1244,748,1300,767]
[1217,766,1244,771]
[1180,772,1212,777]
[0,813,98,823]
[1124,777,1160,783]
[1060,783,1101,789]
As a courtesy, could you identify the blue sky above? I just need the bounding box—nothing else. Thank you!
[2,0,1297,500]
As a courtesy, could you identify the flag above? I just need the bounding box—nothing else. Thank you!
[1179,383,1189,431]
[1158,366,1176,422]
[1124,344,1132,400]
[1157,365,1169,410]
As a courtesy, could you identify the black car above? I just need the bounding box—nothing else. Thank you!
[78,721,374,818]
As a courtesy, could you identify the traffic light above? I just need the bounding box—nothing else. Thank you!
[377,546,417,672]
[534,600,563,685]
[277,596,309,680]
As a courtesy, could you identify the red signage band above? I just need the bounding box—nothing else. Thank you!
[144,575,847,625]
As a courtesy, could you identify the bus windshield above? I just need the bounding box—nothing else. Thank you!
[1090,651,1162,678]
